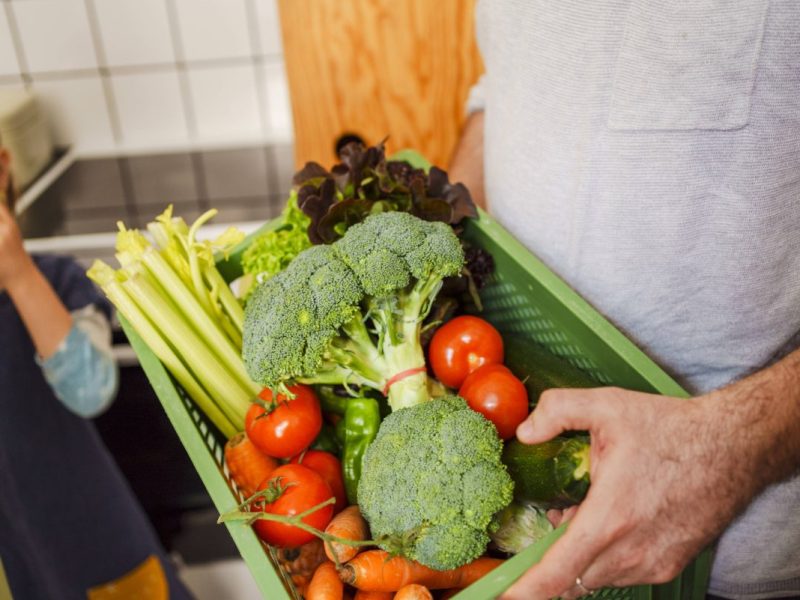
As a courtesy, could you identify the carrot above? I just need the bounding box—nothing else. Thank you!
[224,432,279,498]
[354,591,393,600]
[393,584,433,600]
[324,505,370,563]
[291,573,310,597]
[307,561,344,600]
[277,539,327,580]
[439,590,460,600]
[339,551,503,592]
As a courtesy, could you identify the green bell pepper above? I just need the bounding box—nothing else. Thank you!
[342,397,380,504]
[317,385,349,416]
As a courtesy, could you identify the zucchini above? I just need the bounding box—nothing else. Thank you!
[503,335,598,407]
[502,436,590,508]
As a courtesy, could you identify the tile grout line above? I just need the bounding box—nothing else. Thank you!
[164,0,198,141]
[244,0,276,204]
[190,152,210,212]
[84,0,124,145]
[0,56,279,86]
[264,144,280,201]
[3,1,32,87]
[115,156,141,225]
[244,0,270,141]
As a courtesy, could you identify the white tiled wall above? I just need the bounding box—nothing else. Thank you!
[32,75,116,150]
[0,9,21,76]
[13,1,98,73]
[188,65,262,140]
[94,0,175,68]
[111,71,188,145]
[0,0,292,155]
[175,0,252,62]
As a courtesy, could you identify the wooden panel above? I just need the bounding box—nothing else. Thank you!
[278,0,484,169]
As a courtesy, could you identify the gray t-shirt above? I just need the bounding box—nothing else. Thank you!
[471,1,800,597]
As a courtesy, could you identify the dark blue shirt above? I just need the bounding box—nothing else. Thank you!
[0,255,191,599]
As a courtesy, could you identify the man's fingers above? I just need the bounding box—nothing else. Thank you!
[500,507,611,600]
[545,509,562,528]
[516,388,609,444]
[545,505,578,528]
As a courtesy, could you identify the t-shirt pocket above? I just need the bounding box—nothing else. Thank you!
[608,0,769,131]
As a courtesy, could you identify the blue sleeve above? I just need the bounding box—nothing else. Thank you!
[38,324,119,418]
[33,255,118,417]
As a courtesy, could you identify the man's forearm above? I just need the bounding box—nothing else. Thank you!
[449,111,486,209]
[708,347,800,503]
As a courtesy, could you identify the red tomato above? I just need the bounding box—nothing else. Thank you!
[429,316,504,388]
[459,363,529,440]
[252,464,334,548]
[290,450,347,513]
[246,385,322,459]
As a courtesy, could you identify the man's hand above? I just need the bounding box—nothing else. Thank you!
[501,386,767,600]
[0,200,34,291]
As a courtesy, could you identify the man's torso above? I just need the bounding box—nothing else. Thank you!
[476,1,800,596]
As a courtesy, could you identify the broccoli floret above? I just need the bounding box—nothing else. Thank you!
[243,245,363,385]
[357,396,514,570]
[243,212,464,409]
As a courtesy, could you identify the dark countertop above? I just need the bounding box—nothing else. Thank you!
[18,143,295,239]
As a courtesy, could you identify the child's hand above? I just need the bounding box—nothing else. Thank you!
[0,200,33,290]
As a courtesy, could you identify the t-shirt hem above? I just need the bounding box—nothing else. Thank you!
[708,575,800,599]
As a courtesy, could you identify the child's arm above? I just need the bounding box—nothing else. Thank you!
[2,151,74,356]
[1,202,118,416]
[1,202,72,357]
[37,305,119,417]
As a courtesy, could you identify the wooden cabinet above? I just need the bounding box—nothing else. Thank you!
[278,0,483,168]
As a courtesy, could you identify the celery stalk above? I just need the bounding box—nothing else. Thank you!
[93,208,257,437]
[187,210,218,318]
[204,264,244,335]
[148,215,247,365]
[137,247,260,397]
[88,261,238,438]
[148,209,245,337]
[121,269,251,429]
[204,278,242,348]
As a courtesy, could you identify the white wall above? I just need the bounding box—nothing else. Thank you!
[0,0,292,155]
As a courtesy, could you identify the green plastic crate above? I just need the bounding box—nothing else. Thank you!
[121,210,712,600]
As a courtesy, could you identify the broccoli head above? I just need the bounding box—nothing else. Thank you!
[243,211,464,409]
[357,396,514,570]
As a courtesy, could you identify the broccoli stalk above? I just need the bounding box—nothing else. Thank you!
[243,212,464,410]
[366,271,444,409]
[307,315,387,389]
